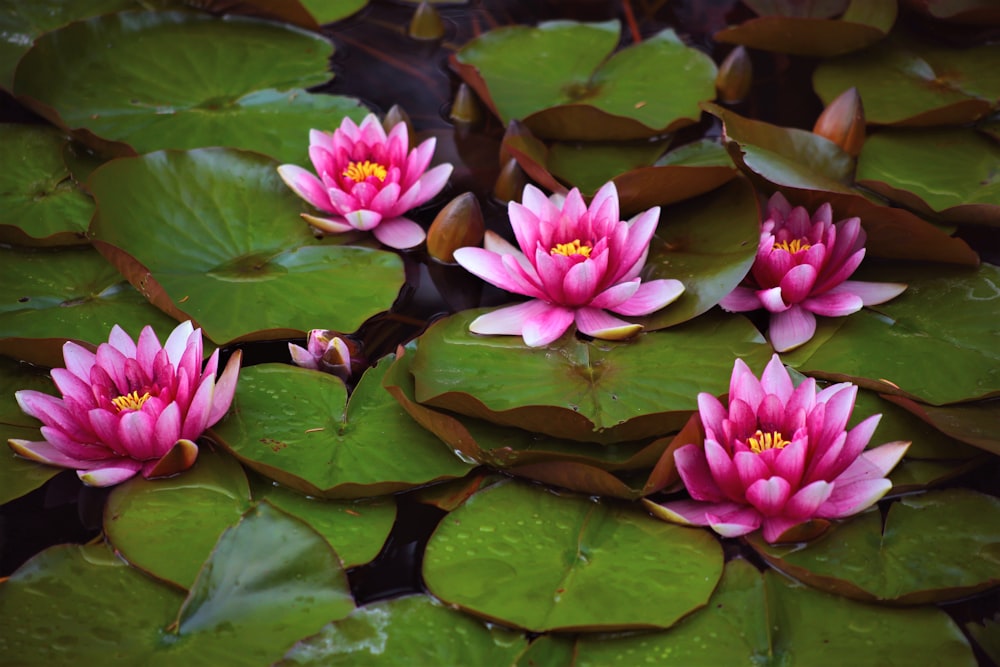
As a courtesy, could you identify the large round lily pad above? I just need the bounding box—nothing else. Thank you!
[87,148,404,344]
[210,359,474,498]
[410,309,773,444]
[749,489,1000,604]
[422,478,724,632]
[454,20,717,141]
[13,10,369,164]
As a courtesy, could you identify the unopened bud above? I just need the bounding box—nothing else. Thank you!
[409,1,445,41]
[382,105,415,149]
[813,87,865,157]
[449,83,482,125]
[716,46,753,104]
[494,158,527,203]
[427,192,486,263]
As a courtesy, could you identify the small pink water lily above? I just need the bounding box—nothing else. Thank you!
[8,321,241,487]
[277,113,453,249]
[288,329,358,382]
[719,193,906,352]
[651,354,909,543]
[452,182,685,347]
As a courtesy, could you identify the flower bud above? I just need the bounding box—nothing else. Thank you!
[716,46,753,104]
[813,87,865,157]
[449,83,482,126]
[493,158,527,203]
[427,192,486,263]
[409,1,445,41]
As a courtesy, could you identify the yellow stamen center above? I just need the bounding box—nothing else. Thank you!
[773,238,811,253]
[111,391,151,413]
[342,160,387,183]
[748,430,790,454]
[550,239,592,258]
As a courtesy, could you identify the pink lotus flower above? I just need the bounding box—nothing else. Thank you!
[651,355,908,543]
[277,113,453,250]
[288,329,360,382]
[8,321,241,487]
[452,182,685,347]
[719,193,906,352]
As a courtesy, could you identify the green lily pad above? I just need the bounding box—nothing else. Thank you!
[104,448,252,589]
[706,102,981,265]
[210,359,474,499]
[571,558,976,665]
[546,139,673,196]
[783,262,1000,405]
[0,244,184,367]
[299,0,368,24]
[715,0,896,57]
[813,32,1000,126]
[887,457,978,492]
[856,127,1000,226]
[277,594,528,666]
[410,309,772,444]
[852,389,980,460]
[750,489,1000,604]
[881,394,1000,456]
[253,482,396,568]
[13,10,369,164]
[422,478,723,632]
[454,20,717,141]
[0,124,92,246]
[0,357,61,503]
[87,148,404,345]
[967,614,1000,667]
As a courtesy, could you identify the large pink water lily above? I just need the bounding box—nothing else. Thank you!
[452,182,685,347]
[651,354,909,543]
[719,193,906,352]
[8,321,241,487]
[277,113,453,249]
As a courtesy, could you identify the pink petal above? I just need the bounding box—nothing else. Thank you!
[403,137,435,183]
[301,213,355,234]
[778,263,818,304]
[783,480,834,519]
[62,341,97,382]
[521,304,575,347]
[8,438,103,469]
[117,410,156,460]
[153,402,182,457]
[206,350,242,427]
[756,394,785,433]
[802,291,863,317]
[79,461,143,487]
[394,163,452,214]
[859,440,910,476]
[772,438,807,488]
[277,165,333,211]
[372,217,426,249]
[88,409,126,456]
[745,476,792,516]
[816,479,891,519]
[719,286,763,313]
[369,181,402,213]
[468,300,553,337]
[697,392,728,439]
[562,259,599,305]
[758,286,789,313]
[289,343,318,369]
[705,439,746,501]
[733,450,770,489]
[164,321,195,368]
[573,307,642,340]
[15,391,76,433]
[768,306,817,352]
[610,208,659,284]
[759,354,793,401]
[834,280,907,306]
[607,279,684,316]
[49,369,97,410]
[107,325,137,357]
[704,505,763,537]
[588,280,641,310]
[652,499,761,537]
[674,444,725,502]
[345,209,382,231]
[454,247,539,298]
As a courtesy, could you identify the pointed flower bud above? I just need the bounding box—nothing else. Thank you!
[427,192,486,263]
[289,330,362,383]
[449,83,483,125]
[813,87,866,157]
[716,46,753,104]
[409,1,445,41]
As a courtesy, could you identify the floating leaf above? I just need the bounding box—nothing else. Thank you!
[88,148,404,345]
[13,10,369,164]
[813,32,1000,126]
[423,478,723,632]
[0,357,61,503]
[881,394,1000,456]
[210,359,473,498]
[749,489,1000,604]
[277,595,528,666]
[410,309,772,444]
[966,614,1000,667]
[0,244,183,366]
[299,0,368,24]
[856,127,1000,226]
[454,21,716,140]
[571,558,976,665]
[104,448,252,589]
[0,124,92,246]
[715,0,897,57]
[902,0,1000,23]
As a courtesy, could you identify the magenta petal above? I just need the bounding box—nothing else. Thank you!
[757,286,789,313]
[79,461,143,487]
[573,307,641,340]
[206,351,242,427]
[301,213,355,234]
[835,280,908,306]
[705,440,746,501]
[588,280,641,310]
[769,306,817,352]
[8,438,98,469]
[345,209,382,231]
[49,369,97,410]
[181,378,214,441]
[772,438,807,488]
[759,354,793,401]
[107,325,138,358]
[674,444,725,502]
[468,300,552,337]
[277,165,333,211]
[62,341,97,382]
[153,401,182,458]
[779,263,818,304]
[696,392,728,438]
[745,476,792,516]
[816,478,891,519]
[803,291,863,317]
[651,498,717,527]
[608,279,684,316]
[454,247,535,297]
[704,505,763,538]
[783,480,834,519]
[733,450,770,489]
[719,286,763,313]
[859,440,910,476]
[521,304,575,347]
[372,217,426,249]
[400,163,452,211]
[563,259,599,305]
[117,410,156,461]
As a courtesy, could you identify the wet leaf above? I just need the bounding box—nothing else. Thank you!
[423,478,723,632]
[880,395,1000,456]
[0,357,61,503]
[851,389,980,460]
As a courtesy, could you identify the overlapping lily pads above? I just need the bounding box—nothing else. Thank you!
[856,127,1000,226]
[422,478,724,632]
[813,31,1000,126]
[12,10,369,163]
[210,359,474,498]
[454,20,717,141]
[0,357,61,503]
[749,489,1000,604]
[87,148,404,344]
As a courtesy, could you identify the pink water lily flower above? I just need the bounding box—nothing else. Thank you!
[651,355,909,543]
[289,329,358,382]
[277,113,453,249]
[452,182,685,347]
[8,321,241,487]
[720,193,906,352]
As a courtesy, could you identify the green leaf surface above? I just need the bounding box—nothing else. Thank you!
[88,148,404,345]
[254,482,396,568]
[813,32,1000,126]
[277,595,528,666]
[882,395,1000,456]
[0,123,92,245]
[856,127,1000,226]
[546,139,671,195]
[423,478,723,632]
[211,359,473,498]
[104,448,252,589]
[0,244,183,367]
[571,558,976,666]
[967,614,1000,667]
[783,262,1000,405]
[13,10,369,163]
[887,457,977,492]
[299,0,368,24]
[455,21,716,140]
[750,489,1000,604]
[0,357,62,503]
[410,309,771,444]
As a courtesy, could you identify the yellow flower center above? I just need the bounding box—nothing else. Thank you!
[342,160,387,183]
[773,238,811,253]
[550,239,592,258]
[111,391,151,413]
[748,430,790,454]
